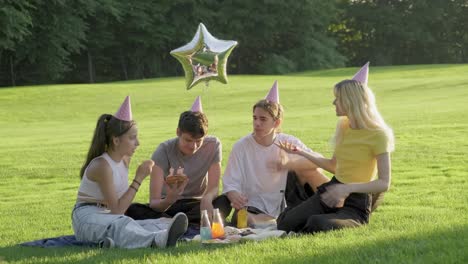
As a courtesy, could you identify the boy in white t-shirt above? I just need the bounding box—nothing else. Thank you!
[222,81,329,227]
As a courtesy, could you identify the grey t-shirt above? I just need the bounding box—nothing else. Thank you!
[151,136,221,199]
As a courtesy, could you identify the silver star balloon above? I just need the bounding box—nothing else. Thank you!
[170,23,238,90]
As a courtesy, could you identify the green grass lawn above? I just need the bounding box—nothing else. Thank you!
[0,64,467,263]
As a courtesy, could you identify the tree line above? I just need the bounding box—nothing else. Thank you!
[1,0,467,87]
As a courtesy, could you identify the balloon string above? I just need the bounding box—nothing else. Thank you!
[204,83,217,137]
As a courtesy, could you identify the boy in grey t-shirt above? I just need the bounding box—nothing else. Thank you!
[125,97,231,224]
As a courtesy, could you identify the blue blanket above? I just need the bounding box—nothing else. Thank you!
[20,235,97,247]
[20,226,200,248]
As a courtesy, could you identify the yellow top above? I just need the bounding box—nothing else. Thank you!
[335,128,390,183]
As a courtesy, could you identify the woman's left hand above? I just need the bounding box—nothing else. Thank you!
[320,184,350,208]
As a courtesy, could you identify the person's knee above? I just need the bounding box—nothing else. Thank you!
[213,195,232,219]
[276,219,289,232]
[295,168,328,192]
[214,194,230,206]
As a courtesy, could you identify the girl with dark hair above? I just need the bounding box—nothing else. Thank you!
[73,96,188,249]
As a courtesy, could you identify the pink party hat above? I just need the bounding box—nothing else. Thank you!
[264,80,279,103]
[352,62,369,85]
[190,96,203,113]
[114,96,133,121]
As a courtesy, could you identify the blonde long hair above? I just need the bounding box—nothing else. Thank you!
[331,80,394,151]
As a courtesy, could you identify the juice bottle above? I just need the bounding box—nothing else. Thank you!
[200,210,212,241]
[211,208,225,239]
[237,207,248,229]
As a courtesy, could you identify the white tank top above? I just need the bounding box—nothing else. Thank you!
[77,152,128,202]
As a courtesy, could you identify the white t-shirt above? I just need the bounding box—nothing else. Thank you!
[222,133,310,218]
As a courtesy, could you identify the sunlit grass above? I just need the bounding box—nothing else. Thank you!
[0,64,467,263]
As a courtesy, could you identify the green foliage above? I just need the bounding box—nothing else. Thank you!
[332,0,468,65]
[1,0,93,84]
[258,54,297,74]
[0,1,33,50]
[0,0,344,86]
[1,0,468,86]
[0,65,467,263]
[216,0,344,73]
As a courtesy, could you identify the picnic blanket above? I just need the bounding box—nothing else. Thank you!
[20,235,97,247]
[20,225,200,248]
[191,226,287,244]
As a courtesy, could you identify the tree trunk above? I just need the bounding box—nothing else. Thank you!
[87,50,94,83]
[119,50,128,80]
[10,55,16,87]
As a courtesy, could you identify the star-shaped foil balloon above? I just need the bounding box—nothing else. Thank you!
[170,23,238,90]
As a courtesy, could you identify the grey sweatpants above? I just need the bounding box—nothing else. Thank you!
[72,204,171,248]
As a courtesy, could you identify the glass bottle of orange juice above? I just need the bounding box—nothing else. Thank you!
[211,208,225,239]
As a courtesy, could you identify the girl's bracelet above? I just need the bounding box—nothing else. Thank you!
[132,179,142,186]
[129,185,139,192]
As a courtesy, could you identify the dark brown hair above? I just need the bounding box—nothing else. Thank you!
[80,114,135,178]
[178,111,208,138]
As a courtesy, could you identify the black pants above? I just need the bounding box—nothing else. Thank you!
[277,177,371,234]
[125,195,231,224]
[284,171,315,208]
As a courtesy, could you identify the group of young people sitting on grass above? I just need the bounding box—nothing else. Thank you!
[72,62,394,248]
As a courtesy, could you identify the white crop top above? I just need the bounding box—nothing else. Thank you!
[77,152,128,202]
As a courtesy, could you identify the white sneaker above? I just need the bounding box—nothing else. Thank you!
[153,212,188,248]
[99,237,115,248]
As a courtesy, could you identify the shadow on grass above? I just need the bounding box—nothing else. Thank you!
[0,226,466,263]
[0,240,234,263]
